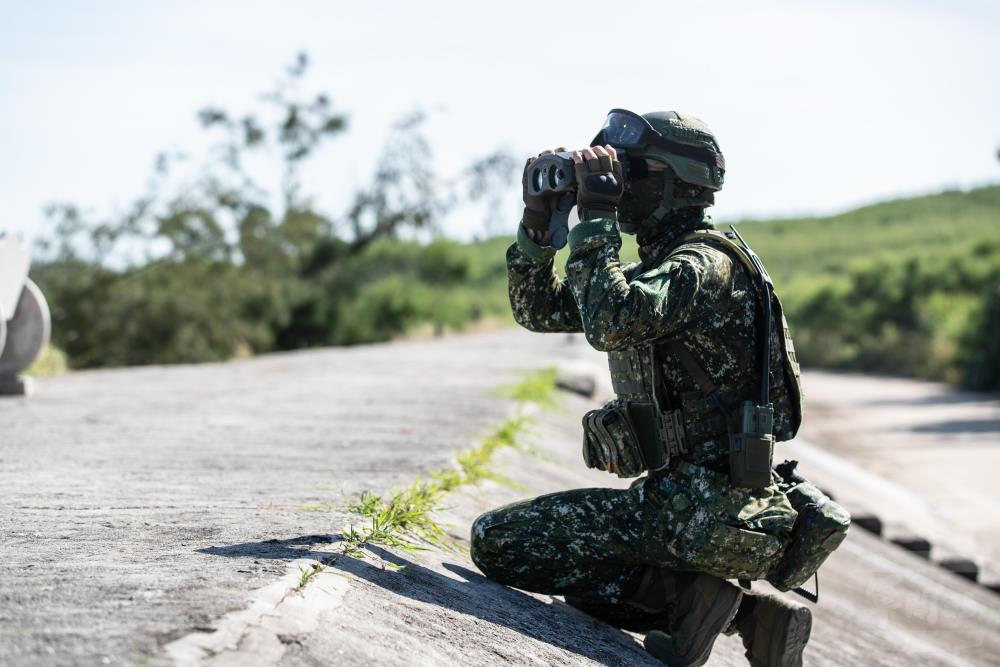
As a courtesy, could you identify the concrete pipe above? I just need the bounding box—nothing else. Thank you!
[0,278,51,378]
[0,302,6,359]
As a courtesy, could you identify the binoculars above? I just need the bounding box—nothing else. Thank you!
[525,152,579,196]
[525,150,642,249]
[525,149,644,198]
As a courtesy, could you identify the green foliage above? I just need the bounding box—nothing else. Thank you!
[26,345,68,377]
[458,187,1000,389]
[296,562,324,591]
[957,282,1000,391]
[35,258,274,367]
[454,415,531,489]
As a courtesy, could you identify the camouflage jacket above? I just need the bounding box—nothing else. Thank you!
[506,216,806,577]
[507,216,800,470]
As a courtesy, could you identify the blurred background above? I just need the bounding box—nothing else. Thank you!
[2,0,998,388]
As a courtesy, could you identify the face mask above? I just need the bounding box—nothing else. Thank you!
[618,171,664,234]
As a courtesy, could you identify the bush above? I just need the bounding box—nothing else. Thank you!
[32,53,515,368]
[957,282,1000,391]
[738,185,1000,387]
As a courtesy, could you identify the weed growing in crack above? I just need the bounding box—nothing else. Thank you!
[335,416,531,566]
[453,415,531,489]
[347,483,449,549]
[296,562,324,590]
[496,367,559,408]
[333,419,523,567]
[331,368,557,568]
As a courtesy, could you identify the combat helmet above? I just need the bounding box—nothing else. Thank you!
[592,109,725,229]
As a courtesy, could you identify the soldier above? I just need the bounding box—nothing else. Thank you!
[471,110,815,666]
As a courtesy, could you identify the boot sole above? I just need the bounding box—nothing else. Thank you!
[759,604,812,667]
[644,585,743,667]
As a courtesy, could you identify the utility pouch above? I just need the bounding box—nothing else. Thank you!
[581,405,647,478]
[729,401,774,488]
[767,460,851,596]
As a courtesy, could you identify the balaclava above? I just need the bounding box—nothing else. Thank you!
[619,167,713,266]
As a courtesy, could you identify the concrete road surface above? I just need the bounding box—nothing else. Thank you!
[2,328,999,666]
[798,371,1000,571]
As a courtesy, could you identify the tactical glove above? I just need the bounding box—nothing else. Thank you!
[575,152,623,221]
[520,155,562,244]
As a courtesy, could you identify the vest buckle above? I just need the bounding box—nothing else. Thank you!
[659,408,688,458]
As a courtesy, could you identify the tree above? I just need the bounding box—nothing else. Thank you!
[34,53,515,367]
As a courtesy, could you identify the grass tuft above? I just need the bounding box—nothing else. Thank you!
[296,562,324,590]
[330,371,557,568]
[497,367,559,408]
[25,345,69,377]
[335,416,526,567]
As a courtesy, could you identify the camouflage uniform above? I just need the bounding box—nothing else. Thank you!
[471,208,801,630]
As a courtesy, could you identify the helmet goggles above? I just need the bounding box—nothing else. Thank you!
[591,108,725,172]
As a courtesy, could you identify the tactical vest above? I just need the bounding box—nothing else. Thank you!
[603,229,803,473]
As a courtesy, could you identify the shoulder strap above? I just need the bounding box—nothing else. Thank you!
[677,228,772,287]
[664,339,719,396]
[675,226,774,408]
[663,340,736,433]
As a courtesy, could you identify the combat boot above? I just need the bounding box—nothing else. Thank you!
[643,573,743,667]
[733,592,812,667]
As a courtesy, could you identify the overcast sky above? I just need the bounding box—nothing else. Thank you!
[1,0,998,242]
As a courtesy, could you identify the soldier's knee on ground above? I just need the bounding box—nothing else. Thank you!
[469,510,507,580]
[470,508,538,589]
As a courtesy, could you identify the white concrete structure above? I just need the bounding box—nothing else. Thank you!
[0,233,50,395]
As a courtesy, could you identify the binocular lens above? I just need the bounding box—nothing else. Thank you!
[531,164,571,193]
[528,153,578,194]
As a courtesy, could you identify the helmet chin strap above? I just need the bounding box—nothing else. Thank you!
[640,171,680,231]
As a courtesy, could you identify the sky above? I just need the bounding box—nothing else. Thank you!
[1,0,998,243]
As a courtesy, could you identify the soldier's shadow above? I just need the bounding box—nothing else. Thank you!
[199,536,653,664]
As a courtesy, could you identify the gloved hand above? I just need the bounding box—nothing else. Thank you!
[572,145,623,221]
[521,147,566,245]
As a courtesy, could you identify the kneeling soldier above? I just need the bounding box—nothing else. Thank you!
[472,109,845,666]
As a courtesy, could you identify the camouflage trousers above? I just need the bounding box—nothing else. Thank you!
[470,461,797,631]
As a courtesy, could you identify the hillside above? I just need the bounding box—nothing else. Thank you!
[739,186,1000,281]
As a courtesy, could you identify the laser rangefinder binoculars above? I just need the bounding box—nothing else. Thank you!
[526,150,644,249]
